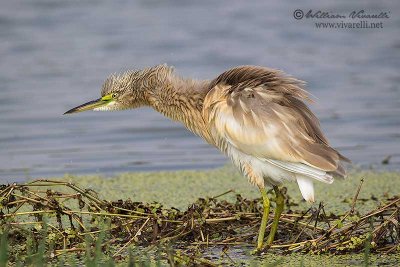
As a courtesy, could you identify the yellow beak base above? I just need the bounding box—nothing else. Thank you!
[64,95,113,115]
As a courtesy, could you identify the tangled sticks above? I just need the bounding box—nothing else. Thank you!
[0,179,399,263]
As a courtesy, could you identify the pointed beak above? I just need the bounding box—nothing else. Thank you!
[64,96,111,115]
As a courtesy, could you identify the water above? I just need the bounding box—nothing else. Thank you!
[1,1,399,182]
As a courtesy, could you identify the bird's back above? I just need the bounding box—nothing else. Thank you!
[202,65,349,201]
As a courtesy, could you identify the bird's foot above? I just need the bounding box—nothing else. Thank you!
[250,243,272,255]
[250,248,261,255]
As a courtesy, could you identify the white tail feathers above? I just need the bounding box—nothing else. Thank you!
[266,159,333,184]
[296,174,315,203]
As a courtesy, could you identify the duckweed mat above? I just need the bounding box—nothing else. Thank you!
[0,178,399,265]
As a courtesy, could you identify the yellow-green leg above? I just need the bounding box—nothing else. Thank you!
[266,186,285,245]
[256,186,270,250]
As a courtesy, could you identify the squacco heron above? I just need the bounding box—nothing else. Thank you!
[65,64,349,251]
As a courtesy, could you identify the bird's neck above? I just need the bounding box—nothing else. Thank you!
[143,70,214,144]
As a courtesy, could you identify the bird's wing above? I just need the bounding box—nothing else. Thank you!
[203,65,349,177]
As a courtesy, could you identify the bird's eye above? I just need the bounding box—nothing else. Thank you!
[112,93,118,98]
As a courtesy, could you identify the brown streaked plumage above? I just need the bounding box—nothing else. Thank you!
[64,64,350,251]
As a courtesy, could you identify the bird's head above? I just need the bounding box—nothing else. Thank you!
[64,71,147,115]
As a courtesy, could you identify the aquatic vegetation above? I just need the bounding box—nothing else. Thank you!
[0,177,399,265]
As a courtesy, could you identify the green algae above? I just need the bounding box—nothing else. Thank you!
[59,165,400,213]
